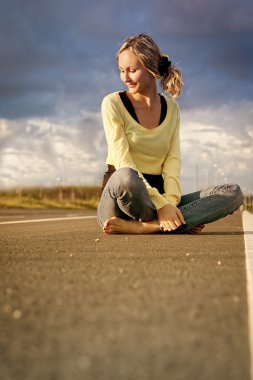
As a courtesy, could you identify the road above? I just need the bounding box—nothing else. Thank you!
[0,209,251,380]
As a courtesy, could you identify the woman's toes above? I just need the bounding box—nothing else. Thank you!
[103,217,122,234]
[103,219,110,229]
[187,224,205,234]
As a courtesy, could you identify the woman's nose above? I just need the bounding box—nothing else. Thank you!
[123,72,130,82]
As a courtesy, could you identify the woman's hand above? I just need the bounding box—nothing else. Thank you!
[158,204,185,232]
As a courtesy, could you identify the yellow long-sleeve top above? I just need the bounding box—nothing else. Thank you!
[101,91,181,210]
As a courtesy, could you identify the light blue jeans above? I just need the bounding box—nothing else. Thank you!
[97,167,243,233]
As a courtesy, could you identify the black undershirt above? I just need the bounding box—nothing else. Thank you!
[117,91,166,194]
[119,91,167,125]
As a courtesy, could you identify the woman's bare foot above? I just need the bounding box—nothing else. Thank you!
[186,224,205,234]
[103,216,160,234]
[103,217,205,235]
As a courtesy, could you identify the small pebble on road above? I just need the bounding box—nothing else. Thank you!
[12,309,22,319]
[5,288,13,296]
[233,295,240,303]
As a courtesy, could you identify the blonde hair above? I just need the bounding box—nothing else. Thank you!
[116,34,183,98]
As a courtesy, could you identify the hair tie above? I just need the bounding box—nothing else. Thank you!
[158,54,171,76]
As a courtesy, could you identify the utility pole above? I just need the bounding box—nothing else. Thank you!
[194,161,199,192]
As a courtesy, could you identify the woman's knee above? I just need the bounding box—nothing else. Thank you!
[225,183,243,200]
[230,184,243,205]
[201,183,243,211]
[220,183,243,210]
[113,167,140,190]
[209,183,242,198]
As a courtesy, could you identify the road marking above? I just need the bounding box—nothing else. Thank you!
[0,215,97,225]
[243,211,253,376]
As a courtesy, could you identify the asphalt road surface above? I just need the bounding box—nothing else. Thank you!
[0,209,251,380]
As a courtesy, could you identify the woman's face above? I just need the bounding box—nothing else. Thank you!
[118,49,154,94]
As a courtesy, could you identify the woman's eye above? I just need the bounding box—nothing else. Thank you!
[119,69,136,74]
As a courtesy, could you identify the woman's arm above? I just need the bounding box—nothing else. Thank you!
[158,104,184,231]
[102,95,136,170]
[162,105,181,206]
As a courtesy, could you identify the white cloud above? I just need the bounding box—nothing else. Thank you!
[0,111,107,189]
[180,100,253,193]
[0,100,252,195]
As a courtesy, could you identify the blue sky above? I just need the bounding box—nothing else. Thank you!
[0,0,252,193]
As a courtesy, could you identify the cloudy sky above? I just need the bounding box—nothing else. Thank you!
[0,0,252,194]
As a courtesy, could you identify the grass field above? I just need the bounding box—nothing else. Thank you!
[0,186,101,209]
[0,186,252,212]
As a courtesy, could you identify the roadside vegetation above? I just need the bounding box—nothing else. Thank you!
[0,186,252,212]
[243,195,253,213]
[0,186,101,209]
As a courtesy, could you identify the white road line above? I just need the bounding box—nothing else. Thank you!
[243,211,253,377]
[0,215,97,225]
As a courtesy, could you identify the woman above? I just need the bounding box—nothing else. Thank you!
[97,34,243,234]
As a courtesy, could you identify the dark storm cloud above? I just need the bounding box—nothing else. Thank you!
[0,0,252,118]
[0,0,121,117]
[145,0,253,107]
[148,0,253,36]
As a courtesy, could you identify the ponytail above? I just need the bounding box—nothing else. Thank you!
[160,65,183,98]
